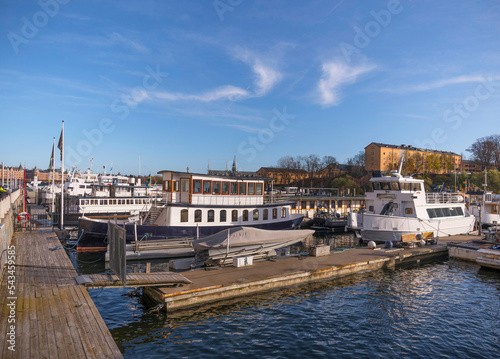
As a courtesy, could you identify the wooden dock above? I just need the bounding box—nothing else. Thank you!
[77,272,191,289]
[145,234,480,312]
[0,231,123,358]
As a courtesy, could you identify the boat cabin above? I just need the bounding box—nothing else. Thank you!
[159,170,265,206]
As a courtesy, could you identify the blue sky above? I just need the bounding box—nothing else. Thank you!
[1,0,500,175]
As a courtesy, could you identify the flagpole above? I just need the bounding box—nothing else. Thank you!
[61,120,65,229]
[51,137,56,213]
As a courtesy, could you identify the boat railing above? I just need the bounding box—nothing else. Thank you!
[425,193,465,204]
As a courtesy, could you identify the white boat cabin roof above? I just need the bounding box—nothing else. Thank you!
[158,170,270,182]
[370,171,424,184]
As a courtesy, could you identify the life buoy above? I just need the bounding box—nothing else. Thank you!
[17,212,30,222]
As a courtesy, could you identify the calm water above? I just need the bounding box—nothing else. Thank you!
[81,256,500,359]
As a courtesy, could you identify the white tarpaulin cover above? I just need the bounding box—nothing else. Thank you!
[192,226,314,251]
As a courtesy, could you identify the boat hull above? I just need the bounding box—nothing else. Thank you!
[77,215,304,251]
[360,214,475,243]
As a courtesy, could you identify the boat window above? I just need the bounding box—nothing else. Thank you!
[373,182,382,190]
[239,182,247,195]
[365,184,374,192]
[413,183,421,191]
[222,182,229,195]
[203,181,211,194]
[193,180,202,193]
[248,183,255,195]
[212,181,221,195]
[181,209,188,222]
[381,182,391,190]
[434,208,444,217]
[492,205,498,214]
[100,200,104,205]
[256,183,263,195]
[310,201,315,209]
[369,205,374,212]
[281,207,287,218]
[291,203,296,210]
[79,185,85,189]
[181,179,190,192]
[455,207,464,216]
[390,183,400,190]
[208,210,215,222]
[232,209,238,222]
[273,208,278,219]
[164,180,171,192]
[449,207,458,216]
[263,209,268,220]
[173,181,179,192]
[301,201,307,209]
[195,209,202,223]
[427,209,436,218]
[253,209,259,221]
[220,210,227,222]
[442,208,452,217]
[243,210,248,221]
[230,182,238,195]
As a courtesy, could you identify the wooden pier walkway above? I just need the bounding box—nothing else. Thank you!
[0,231,123,358]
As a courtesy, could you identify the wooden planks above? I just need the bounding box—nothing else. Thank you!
[81,271,191,289]
[0,231,123,358]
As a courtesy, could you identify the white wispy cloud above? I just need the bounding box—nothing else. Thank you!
[152,48,281,103]
[232,47,283,96]
[155,85,249,102]
[317,61,376,106]
[380,74,500,93]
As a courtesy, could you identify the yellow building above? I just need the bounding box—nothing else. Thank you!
[256,167,308,185]
[365,142,462,174]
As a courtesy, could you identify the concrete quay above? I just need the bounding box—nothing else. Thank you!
[145,234,479,312]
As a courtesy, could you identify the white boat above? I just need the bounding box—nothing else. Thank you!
[193,226,314,259]
[348,165,475,243]
[78,170,305,250]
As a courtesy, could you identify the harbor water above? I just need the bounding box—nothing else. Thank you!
[71,236,500,358]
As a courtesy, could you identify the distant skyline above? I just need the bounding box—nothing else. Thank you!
[2,1,500,175]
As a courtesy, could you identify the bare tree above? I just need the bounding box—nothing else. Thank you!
[467,135,500,169]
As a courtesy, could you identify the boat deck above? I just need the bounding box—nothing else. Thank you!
[0,231,122,358]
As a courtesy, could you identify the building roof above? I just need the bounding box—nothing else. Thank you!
[365,142,459,156]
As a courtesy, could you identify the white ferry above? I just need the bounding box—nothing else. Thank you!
[348,169,475,243]
[78,170,304,251]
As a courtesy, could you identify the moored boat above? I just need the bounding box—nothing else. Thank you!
[348,165,475,243]
[77,169,304,251]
